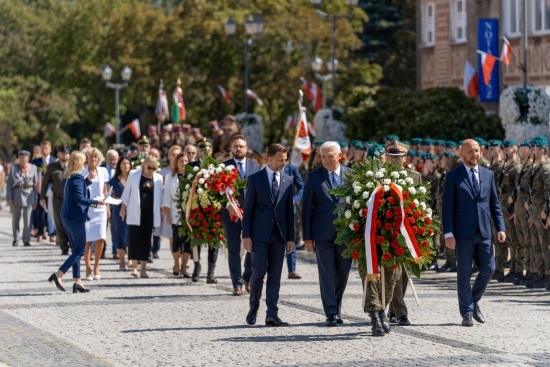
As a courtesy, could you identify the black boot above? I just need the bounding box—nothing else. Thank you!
[378,310,390,334]
[192,262,201,282]
[369,311,385,337]
[206,261,217,284]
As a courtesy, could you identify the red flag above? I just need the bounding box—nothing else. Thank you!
[500,36,512,66]
[128,119,141,139]
[103,122,116,138]
[478,50,497,86]
[246,89,264,106]
[290,107,312,167]
[463,61,479,98]
[300,77,323,111]
[217,85,232,106]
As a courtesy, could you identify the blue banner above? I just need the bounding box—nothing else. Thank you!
[478,18,499,102]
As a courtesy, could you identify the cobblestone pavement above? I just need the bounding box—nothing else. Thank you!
[0,207,549,367]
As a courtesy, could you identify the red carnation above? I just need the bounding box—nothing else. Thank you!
[428,228,434,236]
[378,199,385,206]
[408,216,416,224]
[404,207,412,215]
[409,201,416,209]
[376,236,385,244]
[384,223,392,231]
[376,220,382,229]
[351,250,359,260]
[194,208,200,213]
[216,221,222,227]
[190,213,196,219]
[391,239,399,248]
[202,226,208,232]
[395,247,405,256]
[219,183,227,191]
[418,227,426,235]
[207,234,213,239]
[392,231,399,238]
[353,223,360,231]
[361,208,368,217]
[388,197,396,205]
[202,220,208,227]
[394,223,401,231]
[219,234,225,240]
[383,252,392,261]
[196,234,202,239]
[353,237,361,246]
[212,228,217,233]
[215,214,221,221]
[420,240,428,248]
[385,211,394,219]
[420,210,425,216]
[198,213,204,219]
[414,211,421,219]
[390,264,398,270]
[403,191,410,199]
[425,217,432,225]
[411,225,418,234]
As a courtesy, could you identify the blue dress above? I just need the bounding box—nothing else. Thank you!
[109,176,129,250]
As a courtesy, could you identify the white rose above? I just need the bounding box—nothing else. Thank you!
[185,184,190,190]
[349,223,356,231]
[405,177,414,185]
[409,187,417,195]
[391,171,400,178]
[193,166,199,172]
[379,168,386,173]
[353,186,362,194]
[346,196,351,204]
[198,178,205,184]
[426,208,433,216]
[397,179,406,186]
[383,185,390,192]
[420,202,426,210]
[362,191,370,199]
[375,172,384,178]
[400,170,408,176]
[345,210,352,219]
[208,164,214,169]
[367,182,374,189]
[413,199,419,206]
[219,163,226,168]
[418,186,427,194]
[187,174,194,180]
[366,171,374,177]
[382,178,391,185]
[353,200,360,209]
[197,188,204,194]
[352,181,359,188]
[226,165,235,170]
[203,174,210,180]
[215,167,222,173]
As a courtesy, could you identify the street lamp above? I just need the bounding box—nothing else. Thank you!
[311,55,336,109]
[310,0,357,104]
[102,65,132,144]
[225,15,264,114]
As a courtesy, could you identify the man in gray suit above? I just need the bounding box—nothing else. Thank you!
[302,141,353,327]
[7,150,39,247]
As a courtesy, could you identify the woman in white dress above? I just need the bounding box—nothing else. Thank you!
[82,148,110,280]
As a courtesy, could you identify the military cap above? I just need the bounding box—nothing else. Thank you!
[487,139,503,148]
[502,140,517,148]
[385,140,409,156]
[445,141,458,148]
[197,137,213,149]
[384,134,400,141]
[531,137,548,148]
[367,144,385,158]
[129,144,138,152]
[519,140,531,147]
[410,138,422,145]
[313,141,324,147]
[137,136,150,146]
[18,150,31,157]
[339,141,349,148]
[56,145,71,154]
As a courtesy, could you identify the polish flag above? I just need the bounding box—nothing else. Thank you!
[290,107,312,167]
[300,77,323,111]
[500,36,512,66]
[217,85,232,106]
[285,115,297,130]
[477,50,498,86]
[128,119,141,139]
[103,122,116,138]
[246,89,264,106]
[463,61,479,98]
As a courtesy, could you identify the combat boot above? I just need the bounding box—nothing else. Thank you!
[492,270,505,280]
[514,271,534,285]
[206,261,217,284]
[369,311,385,337]
[378,310,390,334]
[525,274,547,289]
[499,271,521,283]
[191,261,202,282]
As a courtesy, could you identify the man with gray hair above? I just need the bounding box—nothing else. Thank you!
[302,141,353,327]
[102,148,119,258]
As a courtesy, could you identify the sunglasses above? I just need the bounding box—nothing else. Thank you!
[146,166,157,171]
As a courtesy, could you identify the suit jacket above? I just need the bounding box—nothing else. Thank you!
[242,168,295,243]
[31,155,56,168]
[60,174,98,222]
[301,165,352,242]
[442,163,505,239]
[6,164,39,207]
[221,158,261,225]
[40,161,65,200]
[283,164,304,205]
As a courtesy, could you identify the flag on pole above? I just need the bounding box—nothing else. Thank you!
[155,89,169,122]
[285,115,297,130]
[103,122,116,138]
[246,89,264,106]
[290,106,312,167]
[477,50,498,86]
[463,61,479,98]
[172,85,186,123]
[217,85,232,107]
[128,118,141,139]
[299,77,323,111]
[500,36,512,66]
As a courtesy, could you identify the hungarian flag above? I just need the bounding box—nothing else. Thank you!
[246,89,264,106]
[463,61,479,98]
[300,77,322,111]
[478,50,498,86]
[128,119,141,139]
[217,85,232,106]
[172,87,186,123]
[103,122,116,138]
[290,107,312,167]
[155,89,169,122]
[500,36,512,66]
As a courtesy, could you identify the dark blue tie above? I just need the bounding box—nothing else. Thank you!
[237,162,246,178]
[471,168,480,196]
[271,172,279,201]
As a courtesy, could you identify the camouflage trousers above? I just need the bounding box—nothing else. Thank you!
[528,204,548,276]
[514,198,531,273]
[359,265,400,313]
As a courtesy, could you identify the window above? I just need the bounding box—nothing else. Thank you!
[503,0,521,37]
[532,0,550,34]
[422,3,436,46]
[450,0,467,43]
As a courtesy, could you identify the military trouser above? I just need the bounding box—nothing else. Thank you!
[389,263,409,318]
[359,265,400,313]
[504,214,521,272]
[437,203,456,263]
[527,203,547,276]
[514,197,531,273]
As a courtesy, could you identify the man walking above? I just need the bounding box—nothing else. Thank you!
[442,138,506,326]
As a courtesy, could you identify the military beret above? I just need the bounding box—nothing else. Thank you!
[18,150,31,157]
[384,134,399,141]
[457,140,464,146]
[474,137,487,146]
[531,137,548,148]
[367,144,385,158]
[415,150,424,157]
[442,150,456,159]
[519,140,531,147]
[355,142,366,151]
[437,139,446,146]
[407,149,415,157]
[313,141,324,147]
[421,139,433,145]
[445,141,458,148]
[410,138,422,145]
[502,140,517,148]
[402,140,411,146]
[350,140,360,146]
[487,139,503,148]
[339,141,349,148]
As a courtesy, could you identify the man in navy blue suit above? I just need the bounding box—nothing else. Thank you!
[443,138,506,327]
[243,144,295,326]
[302,141,352,327]
[221,135,261,296]
[283,162,304,280]
[31,141,57,243]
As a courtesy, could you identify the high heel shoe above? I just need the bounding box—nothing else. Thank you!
[73,283,90,293]
[48,273,65,292]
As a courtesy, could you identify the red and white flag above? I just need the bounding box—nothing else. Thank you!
[103,122,116,138]
[290,107,312,167]
[128,118,141,139]
[463,61,479,98]
[285,115,297,130]
[300,77,323,111]
[155,89,169,122]
[500,36,512,66]
[246,89,264,106]
[477,50,498,86]
[217,85,232,106]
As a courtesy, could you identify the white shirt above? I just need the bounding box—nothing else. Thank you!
[444,164,479,239]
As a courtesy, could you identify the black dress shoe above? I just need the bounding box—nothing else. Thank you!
[23,242,31,247]
[397,315,411,326]
[389,313,398,324]
[12,241,18,247]
[446,263,457,272]
[152,253,159,259]
[378,310,391,333]
[325,314,337,327]
[428,263,438,271]
[473,305,485,323]
[461,314,474,327]
[335,314,343,324]
[48,273,65,292]
[246,309,257,325]
[73,283,90,293]
[265,316,289,327]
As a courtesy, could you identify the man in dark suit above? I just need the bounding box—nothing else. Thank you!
[221,134,261,296]
[40,145,71,255]
[31,140,57,243]
[443,138,506,327]
[302,141,352,327]
[283,162,304,280]
[243,144,295,326]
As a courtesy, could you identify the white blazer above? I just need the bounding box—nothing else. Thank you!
[162,172,181,224]
[121,169,163,227]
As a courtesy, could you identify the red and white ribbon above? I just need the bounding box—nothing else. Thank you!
[391,182,422,260]
[185,172,202,232]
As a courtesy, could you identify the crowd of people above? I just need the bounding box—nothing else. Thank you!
[2,117,547,330]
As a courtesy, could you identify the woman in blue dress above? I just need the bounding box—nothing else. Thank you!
[108,156,131,270]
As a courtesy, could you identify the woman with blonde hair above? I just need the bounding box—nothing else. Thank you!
[48,151,104,293]
[120,155,163,278]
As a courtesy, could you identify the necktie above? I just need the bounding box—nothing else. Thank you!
[331,172,339,189]
[471,168,480,196]
[271,172,279,201]
[237,162,246,178]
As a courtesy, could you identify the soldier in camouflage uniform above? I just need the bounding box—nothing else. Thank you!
[523,137,550,289]
[437,151,458,272]
[487,140,506,279]
[474,137,492,169]
[419,153,439,271]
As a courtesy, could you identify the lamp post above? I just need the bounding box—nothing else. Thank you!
[311,55,338,109]
[311,0,357,105]
[225,15,265,114]
[101,65,132,145]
